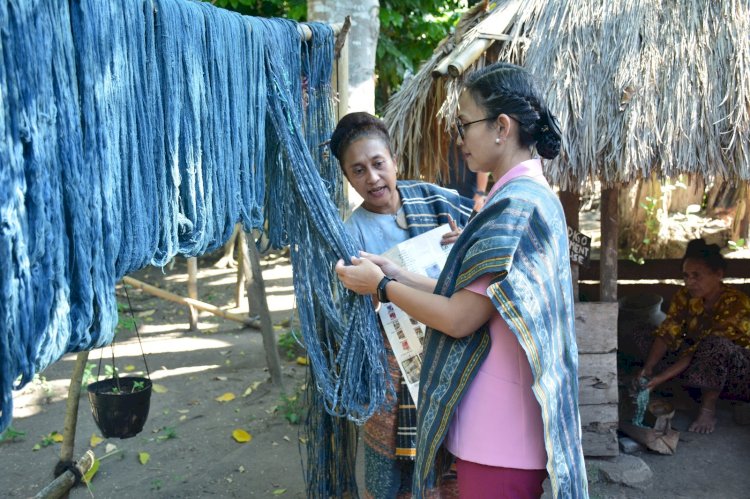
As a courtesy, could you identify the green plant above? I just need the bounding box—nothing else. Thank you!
[278,330,304,360]
[276,388,305,424]
[0,426,26,443]
[157,426,177,441]
[728,239,746,252]
[132,380,146,392]
[81,362,97,387]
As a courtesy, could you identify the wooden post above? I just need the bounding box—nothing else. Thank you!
[187,257,199,331]
[560,190,581,302]
[235,231,246,308]
[122,276,260,328]
[59,351,89,470]
[35,450,95,499]
[600,186,619,302]
[241,232,284,388]
[334,27,349,118]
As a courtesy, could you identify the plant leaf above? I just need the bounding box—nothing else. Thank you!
[83,458,100,483]
[124,365,135,372]
[215,392,236,403]
[151,384,168,393]
[138,452,150,465]
[232,429,252,443]
[273,489,287,495]
[295,356,309,366]
[51,432,64,443]
[90,433,104,448]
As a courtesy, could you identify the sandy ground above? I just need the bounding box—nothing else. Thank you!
[1,251,750,498]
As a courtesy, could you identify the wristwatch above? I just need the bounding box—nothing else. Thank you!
[376,276,395,303]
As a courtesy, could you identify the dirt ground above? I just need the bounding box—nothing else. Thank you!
[1,250,750,498]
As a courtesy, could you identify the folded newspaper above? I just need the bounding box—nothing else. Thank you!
[379,224,453,406]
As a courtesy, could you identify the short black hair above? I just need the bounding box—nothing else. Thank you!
[682,238,727,272]
[329,112,393,166]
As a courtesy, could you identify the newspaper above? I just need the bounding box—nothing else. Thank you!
[378,224,453,406]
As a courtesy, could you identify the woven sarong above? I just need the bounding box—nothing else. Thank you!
[414,177,588,499]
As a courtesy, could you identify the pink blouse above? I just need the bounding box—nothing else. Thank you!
[444,159,548,469]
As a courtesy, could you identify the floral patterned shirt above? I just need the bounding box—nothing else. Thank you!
[653,285,750,355]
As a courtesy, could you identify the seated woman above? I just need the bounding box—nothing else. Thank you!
[638,238,750,434]
[331,111,471,498]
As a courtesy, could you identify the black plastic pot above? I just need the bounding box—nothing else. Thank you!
[87,377,152,439]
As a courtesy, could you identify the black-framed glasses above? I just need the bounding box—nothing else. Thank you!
[454,116,495,140]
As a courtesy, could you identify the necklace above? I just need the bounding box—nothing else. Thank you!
[393,207,407,230]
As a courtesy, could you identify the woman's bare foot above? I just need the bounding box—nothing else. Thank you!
[688,407,716,434]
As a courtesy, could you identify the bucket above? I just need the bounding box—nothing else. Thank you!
[87,377,152,439]
[618,293,667,365]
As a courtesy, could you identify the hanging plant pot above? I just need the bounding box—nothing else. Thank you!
[87,376,152,439]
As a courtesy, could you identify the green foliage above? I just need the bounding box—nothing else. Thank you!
[278,330,304,360]
[0,426,26,444]
[376,0,466,110]
[81,362,97,387]
[276,386,305,424]
[728,239,746,252]
[205,0,467,113]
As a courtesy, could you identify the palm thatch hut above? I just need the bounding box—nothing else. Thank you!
[383,0,750,457]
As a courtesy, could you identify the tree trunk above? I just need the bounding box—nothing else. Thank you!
[307,0,379,113]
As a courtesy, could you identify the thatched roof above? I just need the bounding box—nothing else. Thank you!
[384,0,750,192]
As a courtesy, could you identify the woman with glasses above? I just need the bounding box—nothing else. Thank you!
[636,238,750,434]
[331,111,471,498]
[336,62,587,498]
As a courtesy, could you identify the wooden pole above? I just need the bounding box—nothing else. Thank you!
[335,28,349,118]
[235,228,246,307]
[600,186,619,302]
[35,450,95,499]
[560,190,581,302]
[187,257,199,331]
[241,233,284,388]
[121,276,260,329]
[59,351,89,468]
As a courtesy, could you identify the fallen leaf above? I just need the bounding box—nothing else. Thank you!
[215,392,236,403]
[251,381,262,390]
[151,384,168,394]
[232,429,252,443]
[83,458,100,483]
[179,415,187,422]
[283,435,290,442]
[51,432,64,443]
[295,356,309,366]
[177,409,190,414]
[238,465,246,473]
[136,309,155,317]
[214,376,228,381]
[138,452,150,465]
[298,437,308,445]
[105,443,118,454]
[124,365,135,372]
[90,434,104,448]
[273,489,287,495]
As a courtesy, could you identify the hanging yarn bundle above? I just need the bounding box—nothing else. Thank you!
[0,0,389,442]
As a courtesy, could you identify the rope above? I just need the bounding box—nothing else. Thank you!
[0,0,388,439]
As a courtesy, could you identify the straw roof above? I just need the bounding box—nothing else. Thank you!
[384,0,750,192]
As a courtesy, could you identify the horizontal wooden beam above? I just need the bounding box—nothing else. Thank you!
[579,258,750,281]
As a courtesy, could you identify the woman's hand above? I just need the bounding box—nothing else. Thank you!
[335,256,385,295]
[441,214,462,246]
[358,251,402,279]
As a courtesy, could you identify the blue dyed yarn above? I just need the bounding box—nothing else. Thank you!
[0,0,388,436]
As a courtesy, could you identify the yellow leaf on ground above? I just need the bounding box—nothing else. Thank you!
[51,432,64,443]
[215,392,236,403]
[124,365,135,372]
[83,458,100,483]
[90,434,104,448]
[138,452,150,465]
[273,489,287,495]
[151,384,168,393]
[232,429,252,443]
[295,356,309,366]
[151,383,169,393]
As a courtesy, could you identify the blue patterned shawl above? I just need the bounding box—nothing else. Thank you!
[398,180,472,235]
[414,177,588,498]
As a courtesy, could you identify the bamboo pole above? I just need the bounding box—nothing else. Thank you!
[121,276,260,329]
[187,257,199,331]
[298,21,344,41]
[336,29,350,118]
[35,450,95,499]
[241,233,284,388]
[59,351,89,470]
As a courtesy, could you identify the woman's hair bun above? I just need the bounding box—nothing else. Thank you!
[535,108,562,159]
[683,238,726,272]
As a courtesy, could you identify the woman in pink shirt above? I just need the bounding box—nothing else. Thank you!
[336,63,587,498]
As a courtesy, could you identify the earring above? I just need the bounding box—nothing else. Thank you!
[495,137,500,144]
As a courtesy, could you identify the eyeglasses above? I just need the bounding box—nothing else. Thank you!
[454,117,495,140]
